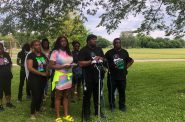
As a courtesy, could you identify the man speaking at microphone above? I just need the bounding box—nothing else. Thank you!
[78,34,105,121]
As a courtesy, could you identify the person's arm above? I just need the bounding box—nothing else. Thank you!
[17,52,21,66]
[78,60,92,67]
[125,50,134,69]
[17,59,21,66]
[127,58,134,69]
[48,60,71,70]
[27,59,48,76]
[78,47,91,67]
[5,52,12,68]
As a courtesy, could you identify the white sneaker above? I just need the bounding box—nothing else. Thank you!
[30,114,36,120]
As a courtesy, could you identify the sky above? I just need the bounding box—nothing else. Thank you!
[84,13,176,41]
[83,1,184,42]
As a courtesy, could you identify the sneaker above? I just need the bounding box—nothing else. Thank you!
[119,106,126,112]
[55,117,63,122]
[17,99,22,103]
[6,103,16,108]
[110,104,115,112]
[0,105,4,112]
[95,112,107,119]
[63,115,74,122]
[40,106,46,112]
[30,114,36,120]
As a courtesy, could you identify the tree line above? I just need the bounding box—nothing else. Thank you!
[120,32,185,49]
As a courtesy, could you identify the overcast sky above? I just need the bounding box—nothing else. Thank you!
[84,13,176,41]
[82,0,184,42]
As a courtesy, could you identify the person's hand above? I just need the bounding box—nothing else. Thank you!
[63,64,72,69]
[41,72,50,77]
[94,56,103,62]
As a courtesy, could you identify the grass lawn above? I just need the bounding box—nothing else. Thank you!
[10,48,185,64]
[1,62,185,122]
[103,48,185,60]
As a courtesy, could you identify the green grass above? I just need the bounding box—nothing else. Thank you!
[1,62,185,122]
[103,48,185,59]
[10,48,185,63]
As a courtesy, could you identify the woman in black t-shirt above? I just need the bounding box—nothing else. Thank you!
[0,43,15,112]
[27,40,49,119]
[71,41,82,102]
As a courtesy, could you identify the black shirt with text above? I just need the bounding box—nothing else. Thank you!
[78,46,104,81]
[105,48,132,80]
[0,52,12,78]
[27,52,47,78]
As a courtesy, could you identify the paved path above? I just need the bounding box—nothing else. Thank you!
[12,59,185,66]
[135,59,185,62]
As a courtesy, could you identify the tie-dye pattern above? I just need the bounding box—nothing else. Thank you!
[50,50,73,90]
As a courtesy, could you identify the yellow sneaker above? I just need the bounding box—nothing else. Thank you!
[55,117,63,122]
[63,115,74,122]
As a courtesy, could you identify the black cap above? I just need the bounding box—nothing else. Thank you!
[86,34,97,42]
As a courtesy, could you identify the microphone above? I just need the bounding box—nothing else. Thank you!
[91,56,103,64]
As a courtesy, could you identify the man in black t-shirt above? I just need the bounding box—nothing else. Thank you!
[17,43,31,102]
[79,34,105,121]
[105,38,134,112]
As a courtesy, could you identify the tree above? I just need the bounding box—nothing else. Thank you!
[6,16,89,47]
[96,36,111,48]
[82,0,185,38]
[1,0,185,38]
[120,31,136,48]
[0,0,82,37]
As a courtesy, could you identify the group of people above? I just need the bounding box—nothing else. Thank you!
[0,34,134,122]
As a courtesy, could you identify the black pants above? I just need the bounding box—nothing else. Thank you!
[72,75,82,86]
[82,78,101,117]
[0,77,11,99]
[107,75,126,109]
[28,76,47,114]
[18,70,31,100]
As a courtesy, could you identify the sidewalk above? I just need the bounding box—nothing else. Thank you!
[135,59,185,62]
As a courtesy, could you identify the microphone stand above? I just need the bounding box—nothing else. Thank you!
[94,63,102,122]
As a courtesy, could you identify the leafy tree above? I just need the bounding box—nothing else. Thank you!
[96,36,111,48]
[120,31,136,48]
[0,0,82,37]
[1,0,185,38]
[82,0,185,38]
[2,16,88,47]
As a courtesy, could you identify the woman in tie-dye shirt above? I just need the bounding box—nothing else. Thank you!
[49,36,74,122]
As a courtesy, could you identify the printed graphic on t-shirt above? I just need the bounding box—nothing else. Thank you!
[113,54,124,69]
[36,57,46,72]
[90,52,96,58]
[0,57,10,66]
